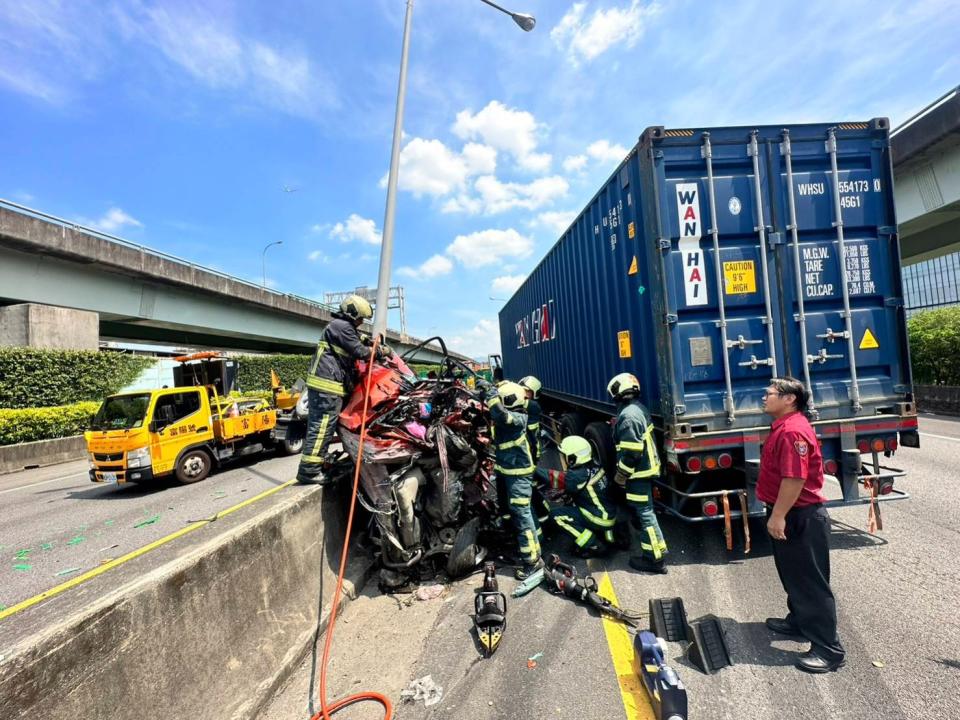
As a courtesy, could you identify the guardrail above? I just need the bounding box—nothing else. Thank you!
[0,198,339,314]
[914,384,960,416]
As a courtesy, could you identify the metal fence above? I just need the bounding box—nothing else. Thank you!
[902,250,960,317]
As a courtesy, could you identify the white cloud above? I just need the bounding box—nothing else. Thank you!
[587,139,629,164]
[472,175,569,214]
[308,250,331,263]
[453,101,551,172]
[397,254,454,280]
[446,228,533,268]
[534,210,578,236]
[80,207,143,233]
[551,1,661,66]
[387,138,497,197]
[562,154,588,173]
[491,274,526,296]
[450,318,500,359]
[329,214,382,245]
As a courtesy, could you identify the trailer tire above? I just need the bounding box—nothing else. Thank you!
[584,421,616,480]
[558,412,585,439]
[175,448,212,484]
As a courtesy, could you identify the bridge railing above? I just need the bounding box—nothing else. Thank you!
[0,198,340,314]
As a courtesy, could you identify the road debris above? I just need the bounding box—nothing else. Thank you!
[527,652,543,669]
[12,564,31,572]
[67,536,85,546]
[414,584,445,601]
[99,544,120,552]
[134,515,161,528]
[872,660,885,668]
[55,567,81,577]
[400,675,443,707]
[15,549,31,559]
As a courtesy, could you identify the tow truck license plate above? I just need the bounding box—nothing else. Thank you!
[103,472,118,484]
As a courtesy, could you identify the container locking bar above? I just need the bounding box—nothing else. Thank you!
[808,349,844,365]
[781,130,818,417]
[816,327,850,342]
[727,334,762,350]
[748,131,779,377]
[702,133,736,424]
[739,355,775,370]
[826,127,862,413]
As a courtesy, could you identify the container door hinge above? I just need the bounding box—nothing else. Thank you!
[768,231,785,246]
[885,297,904,308]
[738,355,775,370]
[664,313,678,325]
[894,385,910,394]
[658,238,672,250]
[878,225,895,236]
[673,404,686,416]
[817,327,849,342]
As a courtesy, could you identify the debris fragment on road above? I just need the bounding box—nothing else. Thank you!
[400,674,443,707]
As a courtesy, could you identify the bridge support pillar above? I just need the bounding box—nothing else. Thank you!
[0,303,99,350]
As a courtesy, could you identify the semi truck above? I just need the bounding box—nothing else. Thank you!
[500,120,917,525]
[85,353,306,485]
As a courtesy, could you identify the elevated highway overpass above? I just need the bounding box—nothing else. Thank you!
[0,201,464,364]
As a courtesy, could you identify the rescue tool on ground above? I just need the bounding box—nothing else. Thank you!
[541,554,645,627]
[633,631,689,720]
[473,561,506,657]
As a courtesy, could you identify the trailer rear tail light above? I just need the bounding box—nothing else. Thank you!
[857,440,870,454]
[717,453,733,469]
[871,438,885,453]
[702,499,719,517]
[878,478,894,495]
[824,459,838,475]
[704,456,718,470]
[686,456,702,472]
[886,437,898,452]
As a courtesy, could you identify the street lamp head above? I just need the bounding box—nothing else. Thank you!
[512,13,535,31]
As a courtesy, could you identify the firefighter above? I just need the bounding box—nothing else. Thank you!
[519,376,543,463]
[483,380,543,579]
[608,372,668,574]
[296,295,375,485]
[534,435,618,558]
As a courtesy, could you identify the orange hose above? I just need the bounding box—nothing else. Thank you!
[310,340,392,720]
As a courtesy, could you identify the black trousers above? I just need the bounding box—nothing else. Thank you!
[770,503,845,662]
[296,390,342,482]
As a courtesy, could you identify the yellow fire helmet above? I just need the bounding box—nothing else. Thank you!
[519,375,542,398]
[607,372,640,400]
[497,381,527,410]
[340,294,373,321]
[559,435,593,467]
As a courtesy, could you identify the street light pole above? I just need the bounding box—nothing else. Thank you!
[262,240,283,288]
[372,0,535,339]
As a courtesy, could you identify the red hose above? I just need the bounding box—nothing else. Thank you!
[310,340,392,720]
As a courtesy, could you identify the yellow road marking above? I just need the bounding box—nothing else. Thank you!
[596,570,656,720]
[0,479,297,622]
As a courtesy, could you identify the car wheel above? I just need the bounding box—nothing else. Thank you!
[175,448,212,484]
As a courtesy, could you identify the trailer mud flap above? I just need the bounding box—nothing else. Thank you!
[686,615,732,674]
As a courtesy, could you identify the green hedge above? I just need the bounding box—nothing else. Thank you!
[0,348,154,409]
[234,354,311,392]
[908,307,960,385]
[0,401,100,445]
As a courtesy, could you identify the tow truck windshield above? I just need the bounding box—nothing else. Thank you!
[91,394,152,431]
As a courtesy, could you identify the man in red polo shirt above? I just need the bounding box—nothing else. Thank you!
[759,377,845,673]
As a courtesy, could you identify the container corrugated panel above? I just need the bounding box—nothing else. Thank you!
[500,120,911,434]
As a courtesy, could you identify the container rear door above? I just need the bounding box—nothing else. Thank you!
[648,130,786,431]
[770,122,910,419]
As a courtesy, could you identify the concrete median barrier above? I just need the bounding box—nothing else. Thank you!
[0,436,87,474]
[0,485,374,720]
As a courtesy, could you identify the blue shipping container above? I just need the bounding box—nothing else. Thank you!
[499,120,917,520]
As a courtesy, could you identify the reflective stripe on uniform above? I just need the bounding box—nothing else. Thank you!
[496,464,535,476]
[306,376,345,396]
[554,515,582,542]
[497,435,528,451]
[575,528,595,547]
[646,526,665,560]
[488,397,502,407]
[527,422,540,431]
[618,461,637,474]
[509,497,531,506]
[581,506,616,528]
[318,340,351,358]
[626,492,649,503]
[520,530,538,563]
[616,440,646,451]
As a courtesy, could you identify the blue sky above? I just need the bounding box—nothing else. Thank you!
[1,0,958,358]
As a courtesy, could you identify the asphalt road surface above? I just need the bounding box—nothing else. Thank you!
[260,414,960,720]
[0,451,305,646]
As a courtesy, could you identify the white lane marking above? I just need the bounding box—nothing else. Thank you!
[0,472,89,495]
[919,432,960,444]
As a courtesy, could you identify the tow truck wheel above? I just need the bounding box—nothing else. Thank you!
[282,427,305,455]
[175,449,212,484]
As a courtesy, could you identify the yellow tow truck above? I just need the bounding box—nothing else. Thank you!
[85,353,306,485]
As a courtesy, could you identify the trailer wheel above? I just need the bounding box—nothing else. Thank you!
[175,448,212,484]
[558,412,585,438]
[584,421,616,480]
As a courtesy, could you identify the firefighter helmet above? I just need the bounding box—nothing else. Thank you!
[607,372,640,400]
[339,294,373,322]
[559,435,592,467]
[519,375,542,398]
[497,381,527,410]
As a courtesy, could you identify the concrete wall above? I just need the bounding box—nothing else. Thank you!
[0,435,87,474]
[0,303,98,350]
[0,486,373,720]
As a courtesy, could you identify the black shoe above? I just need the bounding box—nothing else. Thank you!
[514,558,545,581]
[628,556,667,574]
[765,617,803,636]
[296,474,335,486]
[795,650,845,673]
